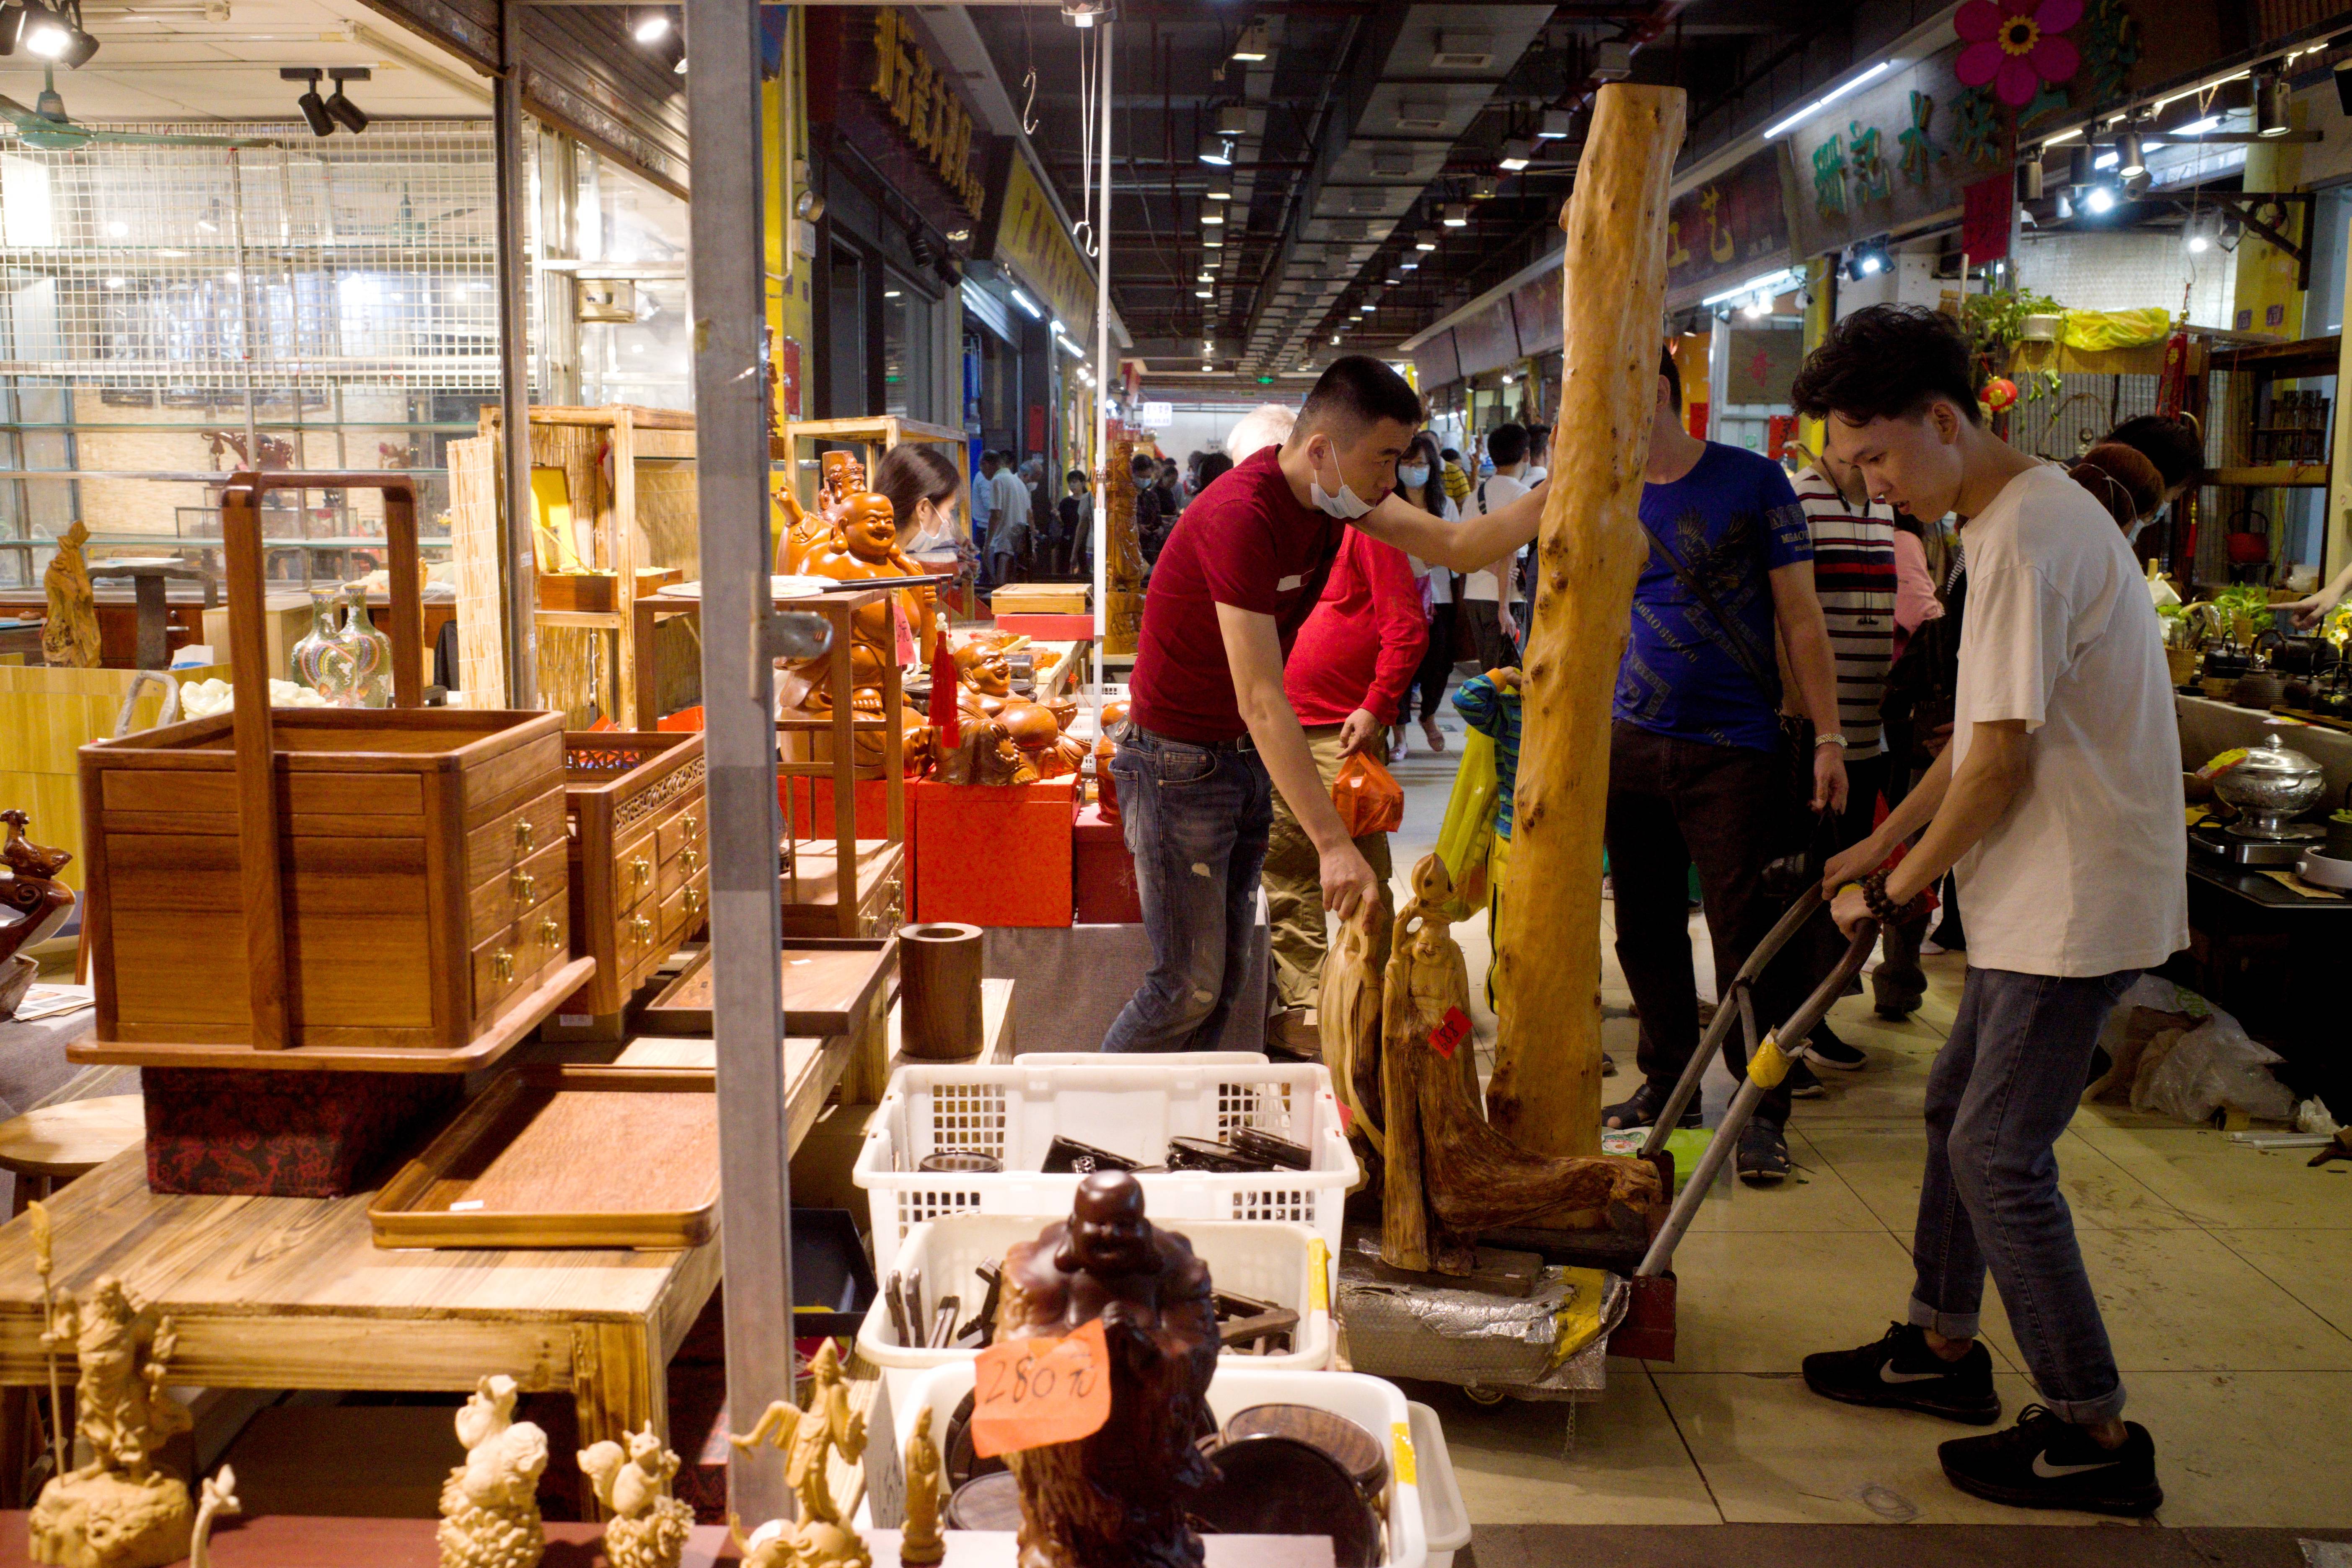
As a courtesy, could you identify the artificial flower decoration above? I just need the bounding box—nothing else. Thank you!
[1980,375,2020,414]
[1956,0,2083,107]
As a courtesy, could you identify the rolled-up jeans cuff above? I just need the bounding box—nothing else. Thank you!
[2036,1383,2127,1426]
[1908,1297,1979,1342]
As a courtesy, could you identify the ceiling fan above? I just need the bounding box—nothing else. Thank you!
[0,65,274,149]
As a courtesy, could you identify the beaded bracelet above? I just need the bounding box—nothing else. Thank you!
[1858,869,1926,924]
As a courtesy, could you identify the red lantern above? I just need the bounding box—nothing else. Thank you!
[1980,376,2019,414]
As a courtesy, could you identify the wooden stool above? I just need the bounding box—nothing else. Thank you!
[0,1095,146,1215]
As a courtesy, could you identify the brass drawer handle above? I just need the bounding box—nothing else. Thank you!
[515,818,536,851]
[510,869,536,904]
[679,846,702,873]
[538,916,561,948]
[629,915,652,947]
[630,856,652,890]
[682,886,702,916]
[682,813,699,838]
[492,949,515,983]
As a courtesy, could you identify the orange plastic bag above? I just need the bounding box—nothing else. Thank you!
[1331,750,1405,837]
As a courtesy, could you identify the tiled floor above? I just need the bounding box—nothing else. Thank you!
[1373,710,2352,1531]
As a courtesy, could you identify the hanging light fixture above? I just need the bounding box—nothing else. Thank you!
[325,67,370,134]
[2116,129,2146,179]
[16,0,97,67]
[1498,137,1534,172]
[2256,70,2292,136]
[1198,134,1234,167]
[1413,228,1439,251]
[632,8,670,44]
[1470,174,1500,199]
[1441,204,1469,227]
[282,68,334,137]
[1230,20,1270,63]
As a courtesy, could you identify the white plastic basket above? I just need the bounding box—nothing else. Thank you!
[1407,1401,1471,1568]
[887,1362,1428,1568]
[1011,1051,1275,1067]
[856,1215,1335,1372]
[854,1061,1357,1276]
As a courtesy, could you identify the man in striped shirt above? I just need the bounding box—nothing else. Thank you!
[1790,442,1897,1071]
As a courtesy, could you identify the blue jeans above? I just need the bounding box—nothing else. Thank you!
[1910,964,2138,1424]
[1100,725,1273,1053]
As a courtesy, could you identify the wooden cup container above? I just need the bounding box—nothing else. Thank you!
[897,920,983,1060]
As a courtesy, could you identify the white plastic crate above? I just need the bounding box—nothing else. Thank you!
[854,1061,1357,1275]
[856,1214,1335,1372]
[885,1363,1429,1568]
[1407,1401,1471,1568]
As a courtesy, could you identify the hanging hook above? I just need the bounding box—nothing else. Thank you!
[1021,67,1040,136]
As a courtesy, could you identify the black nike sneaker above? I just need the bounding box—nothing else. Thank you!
[1801,1322,2002,1424]
[1937,1405,2163,1516]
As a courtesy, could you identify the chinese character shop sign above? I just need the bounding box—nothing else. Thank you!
[867,8,986,217]
[1785,44,2007,264]
[1663,147,1791,307]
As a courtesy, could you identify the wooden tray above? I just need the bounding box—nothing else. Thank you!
[368,1064,717,1249]
[637,937,898,1037]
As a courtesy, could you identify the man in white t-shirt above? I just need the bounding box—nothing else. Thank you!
[987,450,1030,584]
[1788,305,2185,1519]
[1462,422,1530,670]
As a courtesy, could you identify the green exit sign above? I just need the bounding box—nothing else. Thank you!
[1257,375,1273,384]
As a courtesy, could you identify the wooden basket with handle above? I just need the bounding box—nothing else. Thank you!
[71,470,595,1073]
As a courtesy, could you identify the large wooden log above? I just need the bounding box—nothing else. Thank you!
[1488,83,1687,1158]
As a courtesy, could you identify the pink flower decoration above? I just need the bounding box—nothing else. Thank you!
[1956,0,2082,108]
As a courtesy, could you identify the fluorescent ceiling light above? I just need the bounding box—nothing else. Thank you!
[2175,116,2222,136]
[1698,266,1800,307]
[1009,287,1043,319]
[1055,334,1086,359]
[1196,286,1215,298]
[2093,150,2119,170]
[1760,60,1893,141]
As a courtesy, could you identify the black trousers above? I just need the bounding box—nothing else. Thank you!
[1462,599,1519,673]
[1414,602,1458,721]
[1606,721,1812,1129]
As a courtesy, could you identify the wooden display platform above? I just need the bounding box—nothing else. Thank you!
[782,838,906,939]
[0,1518,1334,1568]
[642,937,897,1038]
[368,1065,719,1250]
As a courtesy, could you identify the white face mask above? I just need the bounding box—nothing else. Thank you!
[1309,443,1373,519]
[1397,463,1431,488]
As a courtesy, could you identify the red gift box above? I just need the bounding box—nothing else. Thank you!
[1072,802,1141,924]
[911,776,1077,927]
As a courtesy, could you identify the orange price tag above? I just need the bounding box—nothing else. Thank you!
[968,1318,1113,1458]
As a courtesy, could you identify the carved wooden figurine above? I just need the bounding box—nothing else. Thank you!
[1378,854,1662,1276]
[778,450,868,573]
[900,1407,945,1567]
[1000,1171,1219,1568]
[188,1468,240,1568]
[953,643,1083,781]
[1,810,75,1019]
[436,1375,549,1568]
[784,491,934,773]
[27,1276,196,1568]
[580,1425,693,1568]
[40,520,98,670]
[727,1338,870,1568]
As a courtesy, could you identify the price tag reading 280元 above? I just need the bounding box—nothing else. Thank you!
[968,1318,1113,1458]
[1428,1006,1472,1061]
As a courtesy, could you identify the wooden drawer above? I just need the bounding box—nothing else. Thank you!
[613,901,661,979]
[467,786,567,890]
[656,831,706,899]
[466,839,569,948]
[659,865,710,946]
[656,805,704,866]
[473,887,570,1020]
[615,829,660,909]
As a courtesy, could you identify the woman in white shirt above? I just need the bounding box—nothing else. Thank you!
[1398,432,1462,752]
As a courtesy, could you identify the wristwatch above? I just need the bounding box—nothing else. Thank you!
[1814,732,1850,750]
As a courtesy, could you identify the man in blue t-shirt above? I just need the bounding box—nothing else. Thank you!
[1601,349,1849,1185]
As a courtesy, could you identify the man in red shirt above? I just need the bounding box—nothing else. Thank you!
[1260,526,1426,1043]
[1103,357,1547,1052]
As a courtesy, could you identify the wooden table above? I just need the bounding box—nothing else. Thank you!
[0,1146,719,1499]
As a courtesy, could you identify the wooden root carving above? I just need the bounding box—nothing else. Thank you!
[1380,854,1660,1275]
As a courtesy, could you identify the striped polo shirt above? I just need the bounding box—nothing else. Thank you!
[1792,468,1896,755]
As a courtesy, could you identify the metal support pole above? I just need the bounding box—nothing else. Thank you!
[684,0,797,1530]
[1089,21,1112,655]
[493,0,539,706]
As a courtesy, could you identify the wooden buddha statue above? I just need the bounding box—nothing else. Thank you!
[785,490,933,772]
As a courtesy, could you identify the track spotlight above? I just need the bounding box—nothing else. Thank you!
[16,0,96,67]
[282,68,333,137]
[325,67,370,134]
[2117,129,2145,179]
[2256,71,2292,136]
[2084,184,2116,215]
[1844,235,1891,282]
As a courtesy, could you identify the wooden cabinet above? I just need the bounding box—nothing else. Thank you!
[562,731,709,1018]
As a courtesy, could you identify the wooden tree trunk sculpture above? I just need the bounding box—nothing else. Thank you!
[1488,83,1689,1163]
[1379,856,1661,1276]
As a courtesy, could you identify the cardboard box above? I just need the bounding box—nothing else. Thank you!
[1072,802,1141,924]
[911,775,1077,927]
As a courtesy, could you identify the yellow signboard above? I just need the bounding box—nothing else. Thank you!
[994,153,1095,336]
